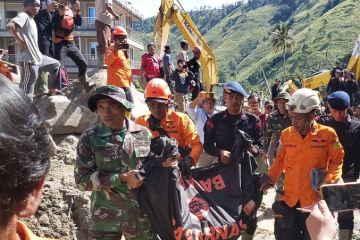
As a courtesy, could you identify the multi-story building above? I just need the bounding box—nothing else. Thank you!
[0,0,144,72]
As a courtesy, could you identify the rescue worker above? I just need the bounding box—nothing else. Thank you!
[247,94,262,116]
[264,92,291,166]
[330,60,343,78]
[345,72,357,107]
[140,43,163,88]
[75,85,153,240]
[203,81,262,240]
[317,91,360,240]
[188,45,204,100]
[136,78,203,167]
[105,26,133,103]
[259,88,344,240]
[0,75,52,239]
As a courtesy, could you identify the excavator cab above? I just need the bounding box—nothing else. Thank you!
[153,0,218,92]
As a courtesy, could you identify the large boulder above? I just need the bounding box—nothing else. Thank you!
[36,95,98,135]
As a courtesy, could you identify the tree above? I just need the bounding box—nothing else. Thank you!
[271,21,296,79]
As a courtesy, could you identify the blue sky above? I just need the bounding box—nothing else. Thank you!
[131,0,240,18]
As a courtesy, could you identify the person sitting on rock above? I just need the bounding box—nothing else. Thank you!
[0,74,52,239]
[75,85,154,239]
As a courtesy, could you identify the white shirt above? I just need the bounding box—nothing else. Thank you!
[186,103,216,143]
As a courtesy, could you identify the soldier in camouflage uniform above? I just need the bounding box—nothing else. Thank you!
[74,85,153,240]
[264,92,292,166]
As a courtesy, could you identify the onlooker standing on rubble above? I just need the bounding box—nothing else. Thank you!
[104,26,133,102]
[7,0,62,99]
[53,0,94,91]
[259,88,344,240]
[176,39,189,62]
[330,60,343,78]
[271,79,281,100]
[345,72,357,107]
[162,45,174,90]
[188,45,204,100]
[0,75,52,240]
[136,78,203,168]
[171,59,195,112]
[34,0,58,96]
[317,91,360,240]
[140,43,163,88]
[327,69,345,95]
[264,92,291,166]
[75,85,154,239]
[95,0,120,68]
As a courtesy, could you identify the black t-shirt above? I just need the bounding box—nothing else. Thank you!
[34,0,53,41]
[188,57,201,81]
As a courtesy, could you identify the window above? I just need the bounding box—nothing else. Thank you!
[89,42,97,59]
[88,7,95,24]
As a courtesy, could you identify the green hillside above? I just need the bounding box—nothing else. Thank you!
[134,0,360,96]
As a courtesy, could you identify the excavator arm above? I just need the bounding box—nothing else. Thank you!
[153,0,218,91]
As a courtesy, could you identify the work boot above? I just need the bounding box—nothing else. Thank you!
[79,74,95,92]
[338,229,353,240]
[96,46,107,69]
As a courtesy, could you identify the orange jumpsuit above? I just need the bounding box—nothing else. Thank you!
[136,110,203,165]
[0,62,13,81]
[268,121,344,207]
[104,45,132,88]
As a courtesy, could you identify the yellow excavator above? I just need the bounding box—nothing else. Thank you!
[153,0,218,91]
[302,34,360,90]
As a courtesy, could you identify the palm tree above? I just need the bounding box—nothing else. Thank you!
[271,22,296,80]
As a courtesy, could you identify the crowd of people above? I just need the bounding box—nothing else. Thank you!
[0,1,359,240]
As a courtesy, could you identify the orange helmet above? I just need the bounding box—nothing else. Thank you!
[144,78,171,103]
[113,26,127,37]
[193,45,202,54]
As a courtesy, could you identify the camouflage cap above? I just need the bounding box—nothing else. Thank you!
[88,85,134,112]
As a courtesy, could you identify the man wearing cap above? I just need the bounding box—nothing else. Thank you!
[140,43,163,88]
[318,91,360,240]
[345,72,357,107]
[264,92,292,166]
[188,45,204,100]
[75,85,153,239]
[203,81,262,240]
[176,39,189,62]
[327,69,345,95]
[7,0,62,99]
[162,45,174,89]
[136,78,203,168]
[258,88,344,240]
[330,60,343,78]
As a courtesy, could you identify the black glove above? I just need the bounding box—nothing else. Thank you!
[257,173,273,192]
[178,156,193,179]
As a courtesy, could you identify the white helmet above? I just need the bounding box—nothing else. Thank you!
[286,88,320,114]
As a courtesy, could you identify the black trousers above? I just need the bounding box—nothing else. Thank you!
[38,38,54,57]
[274,202,311,240]
[54,40,87,76]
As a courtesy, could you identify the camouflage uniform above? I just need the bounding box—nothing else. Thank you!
[264,110,291,165]
[75,85,154,240]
